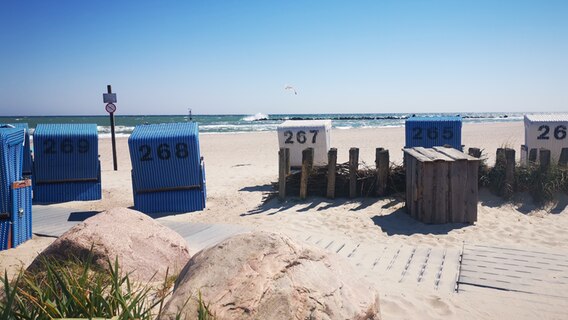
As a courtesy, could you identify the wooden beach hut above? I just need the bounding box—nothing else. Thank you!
[128,122,206,214]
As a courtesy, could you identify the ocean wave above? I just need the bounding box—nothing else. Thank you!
[242,113,269,121]
[97,125,135,134]
[200,123,278,132]
[98,133,132,139]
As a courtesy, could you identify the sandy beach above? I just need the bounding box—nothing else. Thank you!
[2,121,568,319]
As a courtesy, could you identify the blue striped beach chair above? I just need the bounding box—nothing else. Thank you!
[0,126,32,250]
[0,123,32,176]
[128,122,206,214]
[32,124,101,202]
[405,116,462,150]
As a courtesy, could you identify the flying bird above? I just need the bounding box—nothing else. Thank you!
[284,85,297,95]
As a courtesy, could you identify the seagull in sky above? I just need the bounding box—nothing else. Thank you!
[284,85,298,95]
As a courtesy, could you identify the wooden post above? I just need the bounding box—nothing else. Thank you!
[504,148,515,198]
[349,148,359,198]
[278,148,289,200]
[375,147,383,196]
[539,148,551,170]
[468,147,481,159]
[528,148,538,164]
[376,148,389,196]
[285,148,291,175]
[558,148,568,167]
[495,148,514,198]
[300,148,314,200]
[326,148,337,199]
[495,148,505,167]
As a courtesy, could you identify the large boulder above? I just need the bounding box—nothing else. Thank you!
[28,207,191,282]
[159,232,381,320]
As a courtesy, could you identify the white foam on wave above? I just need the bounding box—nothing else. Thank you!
[98,133,132,139]
[241,113,269,121]
[97,125,135,134]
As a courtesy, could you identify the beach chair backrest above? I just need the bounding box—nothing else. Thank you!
[33,124,99,183]
[405,116,462,150]
[128,122,202,193]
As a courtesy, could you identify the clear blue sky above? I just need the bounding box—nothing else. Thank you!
[0,0,566,116]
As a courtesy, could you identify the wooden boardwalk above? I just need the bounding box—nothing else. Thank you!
[457,243,568,298]
[32,205,568,305]
[32,205,248,252]
[285,230,463,293]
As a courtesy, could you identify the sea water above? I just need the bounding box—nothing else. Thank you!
[0,112,525,137]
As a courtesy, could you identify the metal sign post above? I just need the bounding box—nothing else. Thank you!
[104,85,118,171]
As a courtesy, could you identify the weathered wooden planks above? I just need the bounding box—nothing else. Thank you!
[467,147,481,158]
[349,148,359,198]
[458,243,568,298]
[375,148,389,196]
[559,148,568,167]
[326,148,337,199]
[404,147,479,224]
[300,148,314,200]
[496,148,515,198]
[539,148,551,169]
[278,148,290,200]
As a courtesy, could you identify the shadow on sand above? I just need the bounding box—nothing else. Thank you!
[67,211,101,221]
[239,183,410,217]
[125,206,188,219]
[239,184,274,193]
[371,208,471,236]
[241,197,345,216]
[240,196,399,216]
[551,195,568,214]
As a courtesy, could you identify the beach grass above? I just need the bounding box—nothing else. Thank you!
[0,255,163,319]
[0,254,218,320]
[0,252,220,320]
[515,163,568,204]
[480,160,568,205]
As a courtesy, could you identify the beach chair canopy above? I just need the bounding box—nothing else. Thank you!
[0,123,31,175]
[129,122,202,193]
[0,127,25,214]
[33,124,99,183]
[405,116,462,150]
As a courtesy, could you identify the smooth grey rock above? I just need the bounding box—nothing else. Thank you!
[159,231,381,320]
[28,207,190,282]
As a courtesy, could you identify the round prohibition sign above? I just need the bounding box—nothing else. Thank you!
[105,103,117,113]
